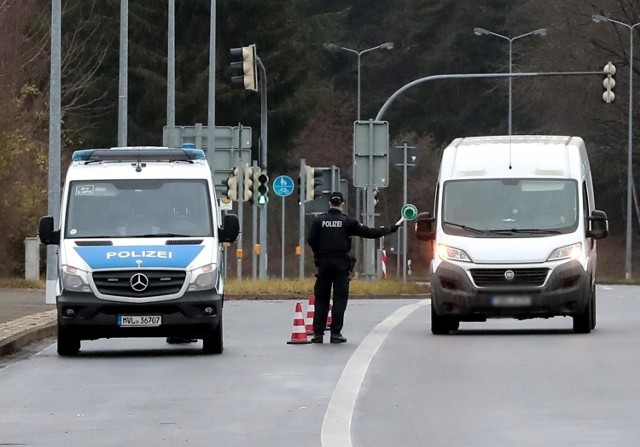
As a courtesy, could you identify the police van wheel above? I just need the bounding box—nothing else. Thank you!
[202,318,223,354]
[57,324,80,356]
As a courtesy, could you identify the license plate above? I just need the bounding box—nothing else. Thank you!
[118,315,162,327]
[491,296,532,307]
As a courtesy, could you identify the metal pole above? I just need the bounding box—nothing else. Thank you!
[258,59,268,279]
[402,143,408,283]
[357,53,361,121]
[626,28,635,279]
[46,0,62,305]
[299,159,307,279]
[508,38,513,136]
[207,0,216,167]
[167,0,175,147]
[281,195,285,279]
[237,166,243,279]
[118,0,128,146]
[252,161,258,279]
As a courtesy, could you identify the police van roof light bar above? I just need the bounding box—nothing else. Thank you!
[71,147,206,163]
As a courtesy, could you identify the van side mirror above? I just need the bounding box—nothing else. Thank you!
[219,214,240,243]
[415,212,435,241]
[587,210,608,240]
[39,216,60,245]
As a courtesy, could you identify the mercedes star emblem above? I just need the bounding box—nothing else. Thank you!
[130,273,149,292]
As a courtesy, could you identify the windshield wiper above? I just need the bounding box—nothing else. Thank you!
[505,228,562,235]
[443,221,487,234]
[137,233,191,238]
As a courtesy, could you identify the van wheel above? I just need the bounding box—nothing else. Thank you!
[590,285,597,330]
[202,316,223,354]
[573,289,594,334]
[57,324,80,356]
[431,305,459,335]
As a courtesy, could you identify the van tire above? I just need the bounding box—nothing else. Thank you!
[431,305,459,335]
[57,324,80,356]
[202,317,223,354]
[573,288,594,334]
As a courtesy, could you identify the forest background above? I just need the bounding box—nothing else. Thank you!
[0,0,637,280]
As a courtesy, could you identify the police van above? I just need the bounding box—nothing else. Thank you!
[416,136,608,334]
[39,146,239,355]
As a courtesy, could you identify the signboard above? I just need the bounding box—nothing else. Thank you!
[273,175,294,197]
[163,124,252,150]
[391,144,417,172]
[353,120,389,188]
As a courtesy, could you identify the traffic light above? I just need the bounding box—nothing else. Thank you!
[230,45,258,91]
[252,167,262,204]
[243,166,253,202]
[603,61,616,104]
[373,188,379,208]
[225,168,239,201]
[304,166,323,202]
[257,172,269,206]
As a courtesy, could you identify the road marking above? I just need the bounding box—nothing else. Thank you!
[321,299,429,447]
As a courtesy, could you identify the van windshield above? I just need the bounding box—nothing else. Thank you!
[65,179,213,238]
[442,179,579,237]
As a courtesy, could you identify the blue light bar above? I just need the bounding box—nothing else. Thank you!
[71,147,206,162]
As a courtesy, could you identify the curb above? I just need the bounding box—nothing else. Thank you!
[0,310,57,356]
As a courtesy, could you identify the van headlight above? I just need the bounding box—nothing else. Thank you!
[61,265,91,292]
[437,244,472,262]
[188,264,218,291]
[547,242,582,261]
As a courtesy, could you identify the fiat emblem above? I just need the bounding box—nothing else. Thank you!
[504,270,515,281]
[130,273,149,292]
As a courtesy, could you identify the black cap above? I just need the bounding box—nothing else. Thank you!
[330,191,344,204]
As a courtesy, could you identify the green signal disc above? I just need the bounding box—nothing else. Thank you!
[401,204,418,220]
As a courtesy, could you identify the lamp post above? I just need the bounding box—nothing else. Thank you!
[592,14,640,279]
[324,42,394,279]
[474,27,547,135]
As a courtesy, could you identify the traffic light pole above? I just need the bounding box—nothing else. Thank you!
[299,159,307,279]
[236,167,244,279]
[258,58,269,279]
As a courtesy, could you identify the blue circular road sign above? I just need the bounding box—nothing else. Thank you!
[273,175,294,197]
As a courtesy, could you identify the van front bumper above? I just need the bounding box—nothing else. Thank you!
[56,290,222,340]
[431,260,590,320]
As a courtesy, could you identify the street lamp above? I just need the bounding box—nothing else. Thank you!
[324,42,394,120]
[474,27,547,135]
[324,42,394,280]
[592,14,640,279]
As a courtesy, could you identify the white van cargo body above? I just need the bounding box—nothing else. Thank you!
[415,136,608,334]
[39,147,240,355]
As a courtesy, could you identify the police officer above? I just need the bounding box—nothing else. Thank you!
[307,191,398,343]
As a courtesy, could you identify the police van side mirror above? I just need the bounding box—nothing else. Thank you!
[219,214,240,243]
[415,212,435,241]
[587,210,608,240]
[39,216,60,245]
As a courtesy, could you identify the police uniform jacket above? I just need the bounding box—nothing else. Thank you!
[307,208,393,259]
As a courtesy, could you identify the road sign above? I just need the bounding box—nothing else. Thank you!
[391,144,417,172]
[162,124,252,150]
[273,175,294,197]
[353,120,389,188]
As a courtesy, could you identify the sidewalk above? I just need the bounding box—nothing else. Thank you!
[0,288,56,356]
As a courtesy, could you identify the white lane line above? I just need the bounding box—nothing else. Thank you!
[321,299,429,447]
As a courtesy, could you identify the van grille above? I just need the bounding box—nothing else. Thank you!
[470,268,549,287]
[92,270,186,298]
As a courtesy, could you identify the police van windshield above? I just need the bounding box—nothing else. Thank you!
[65,179,212,238]
[442,178,579,237]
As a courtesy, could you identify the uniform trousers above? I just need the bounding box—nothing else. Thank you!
[313,257,350,336]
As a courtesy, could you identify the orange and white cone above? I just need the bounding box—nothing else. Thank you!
[305,295,315,335]
[326,303,333,329]
[287,301,311,344]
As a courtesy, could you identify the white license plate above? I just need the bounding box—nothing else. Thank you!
[491,296,532,307]
[118,315,162,327]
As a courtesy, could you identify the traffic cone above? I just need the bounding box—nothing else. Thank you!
[287,301,311,344]
[326,303,333,329]
[305,295,315,335]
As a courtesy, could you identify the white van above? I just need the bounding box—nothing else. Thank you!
[415,136,608,334]
[39,146,240,355]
